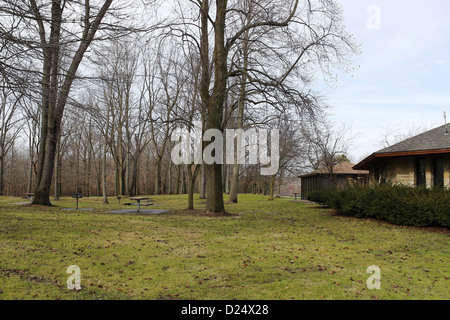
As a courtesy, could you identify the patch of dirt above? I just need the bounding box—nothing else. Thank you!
[308,206,330,209]
[173,209,203,215]
[21,204,59,208]
[201,211,238,217]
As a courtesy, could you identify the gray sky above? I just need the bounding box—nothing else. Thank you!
[322,0,450,162]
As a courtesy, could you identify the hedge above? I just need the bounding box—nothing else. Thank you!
[307,184,450,229]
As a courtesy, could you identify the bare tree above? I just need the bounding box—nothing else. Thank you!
[378,123,431,148]
[159,0,358,213]
[22,103,41,194]
[267,116,304,200]
[95,40,139,196]
[30,0,114,205]
[302,121,354,186]
[0,1,358,206]
[144,40,183,196]
[0,0,150,204]
[0,79,24,195]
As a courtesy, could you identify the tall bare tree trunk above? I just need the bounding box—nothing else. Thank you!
[187,165,200,210]
[181,167,187,194]
[54,139,60,200]
[168,159,172,195]
[200,0,228,213]
[175,164,181,194]
[27,159,33,194]
[155,156,162,195]
[225,164,230,194]
[199,162,206,199]
[128,153,139,197]
[32,0,113,205]
[227,26,249,204]
[0,155,4,196]
[102,142,109,204]
[268,174,276,201]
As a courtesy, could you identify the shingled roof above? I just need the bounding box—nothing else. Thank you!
[353,124,450,170]
[377,124,450,154]
[299,161,369,178]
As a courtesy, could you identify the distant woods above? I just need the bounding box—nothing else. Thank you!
[0,0,358,211]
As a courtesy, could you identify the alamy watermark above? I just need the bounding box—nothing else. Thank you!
[171,121,279,176]
[367,5,382,30]
[366,265,381,290]
[67,265,81,290]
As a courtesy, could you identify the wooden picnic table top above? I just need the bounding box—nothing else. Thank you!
[24,193,34,195]
[129,197,149,201]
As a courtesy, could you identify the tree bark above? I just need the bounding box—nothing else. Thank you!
[155,156,162,195]
[102,142,109,204]
[199,162,206,199]
[168,158,172,195]
[0,155,4,196]
[268,174,276,201]
[187,164,200,210]
[175,164,181,194]
[128,153,139,197]
[224,164,230,194]
[201,0,228,213]
[54,139,61,200]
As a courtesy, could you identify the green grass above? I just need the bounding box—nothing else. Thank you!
[0,194,449,300]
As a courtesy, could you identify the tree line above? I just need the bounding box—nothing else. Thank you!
[0,0,358,212]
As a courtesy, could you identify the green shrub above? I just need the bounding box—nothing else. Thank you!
[307,190,327,205]
[308,188,340,207]
[307,184,450,229]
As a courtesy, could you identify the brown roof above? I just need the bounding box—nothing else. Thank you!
[353,124,450,170]
[299,162,369,178]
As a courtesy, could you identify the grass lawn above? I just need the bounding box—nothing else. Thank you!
[0,194,448,300]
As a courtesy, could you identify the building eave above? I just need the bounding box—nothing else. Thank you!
[353,148,450,170]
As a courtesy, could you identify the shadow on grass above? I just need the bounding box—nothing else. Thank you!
[308,204,450,235]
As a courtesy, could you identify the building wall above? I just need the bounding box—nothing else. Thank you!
[300,175,322,200]
[444,156,450,187]
[300,174,368,200]
[368,154,450,188]
[392,157,415,186]
[426,157,432,188]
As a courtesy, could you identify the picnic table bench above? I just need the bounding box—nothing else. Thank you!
[23,193,34,201]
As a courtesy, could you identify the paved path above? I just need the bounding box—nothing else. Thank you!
[105,209,168,215]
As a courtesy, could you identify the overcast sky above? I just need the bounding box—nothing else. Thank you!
[321,0,450,162]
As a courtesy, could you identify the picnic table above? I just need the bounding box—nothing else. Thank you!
[24,193,34,201]
[129,197,150,213]
[292,192,300,201]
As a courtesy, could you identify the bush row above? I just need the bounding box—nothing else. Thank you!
[308,184,450,228]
